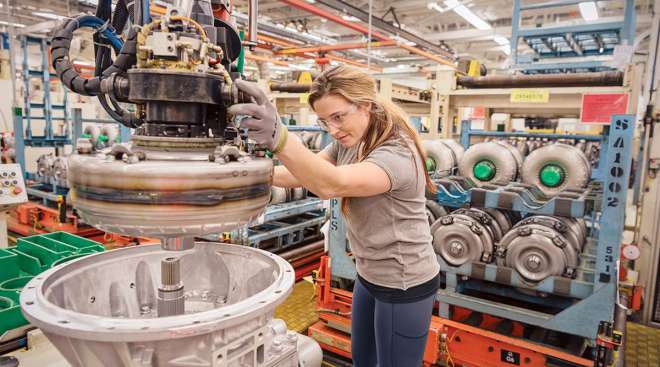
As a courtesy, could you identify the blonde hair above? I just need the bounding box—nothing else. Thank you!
[308,65,435,214]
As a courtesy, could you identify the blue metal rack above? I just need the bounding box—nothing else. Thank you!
[20,36,70,146]
[198,198,326,250]
[442,115,633,340]
[510,0,636,73]
[327,114,635,343]
[1,32,8,50]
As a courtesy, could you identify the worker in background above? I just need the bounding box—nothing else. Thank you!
[229,65,440,367]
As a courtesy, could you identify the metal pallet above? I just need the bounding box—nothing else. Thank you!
[20,36,70,146]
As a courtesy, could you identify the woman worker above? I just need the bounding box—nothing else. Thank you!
[228,65,440,367]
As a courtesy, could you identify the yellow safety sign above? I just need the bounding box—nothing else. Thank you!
[510,89,550,103]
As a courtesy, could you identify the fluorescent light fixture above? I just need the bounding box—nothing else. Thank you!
[0,20,26,28]
[32,11,67,20]
[443,0,491,30]
[493,36,509,46]
[341,14,360,22]
[578,2,599,21]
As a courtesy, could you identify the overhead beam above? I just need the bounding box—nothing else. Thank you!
[314,0,453,58]
[255,34,382,71]
[278,0,455,67]
[279,0,390,40]
[245,53,290,67]
[325,54,384,72]
[258,34,300,48]
[399,43,455,67]
[277,40,396,54]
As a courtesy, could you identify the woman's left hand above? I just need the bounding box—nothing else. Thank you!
[227,79,288,153]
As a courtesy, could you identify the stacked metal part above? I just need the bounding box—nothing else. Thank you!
[82,125,119,150]
[496,215,587,282]
[430,205,587,284]
[35,153,69,188]
[459,141,524,185]
[430,208,513,266]
[521,143,592,196]
[422,139,465,177]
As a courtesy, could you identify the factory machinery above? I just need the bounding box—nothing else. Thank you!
[13,0,324,366]
[311,113,634,366]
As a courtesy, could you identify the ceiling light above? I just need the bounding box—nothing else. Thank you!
[442,0,491,30]
[341,15,360,22]
[578,2,599,21]
[32,11,68,20]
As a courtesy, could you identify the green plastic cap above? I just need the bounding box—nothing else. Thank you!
[473,160,496,181]
[425,157,436,172]
[539,164,565,188]
[98,135,109,142]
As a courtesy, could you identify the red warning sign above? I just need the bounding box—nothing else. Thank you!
[580,94,629,124]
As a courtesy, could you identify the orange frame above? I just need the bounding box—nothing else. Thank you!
[310,256,593,367]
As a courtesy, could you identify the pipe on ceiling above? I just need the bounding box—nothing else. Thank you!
[270,82,312,93]
[256,34,383,71]
[245,53,290,67]
[457,71,624,89]
[279,0,390,41]
[278,0,455,68]
[315,0,453,58]
[277,40,396,54]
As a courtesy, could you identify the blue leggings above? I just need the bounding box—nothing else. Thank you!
[351,277,436,367]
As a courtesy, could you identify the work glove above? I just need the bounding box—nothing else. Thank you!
[227,79,288,154]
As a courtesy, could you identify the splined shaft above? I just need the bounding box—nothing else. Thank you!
[157,257,185,317]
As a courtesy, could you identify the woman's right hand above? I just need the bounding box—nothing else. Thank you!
[227,80,288,153]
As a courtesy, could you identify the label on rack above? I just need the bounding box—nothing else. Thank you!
[580,93,629,124]
[510,89,549,103]
[299,93,310,104]
[500,349,520,365]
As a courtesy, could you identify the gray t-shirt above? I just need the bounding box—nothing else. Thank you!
[323,133,440,290]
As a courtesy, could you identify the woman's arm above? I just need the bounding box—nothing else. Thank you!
[275,135,391,199]
[273,149,335,188]
[225,80,391,198]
